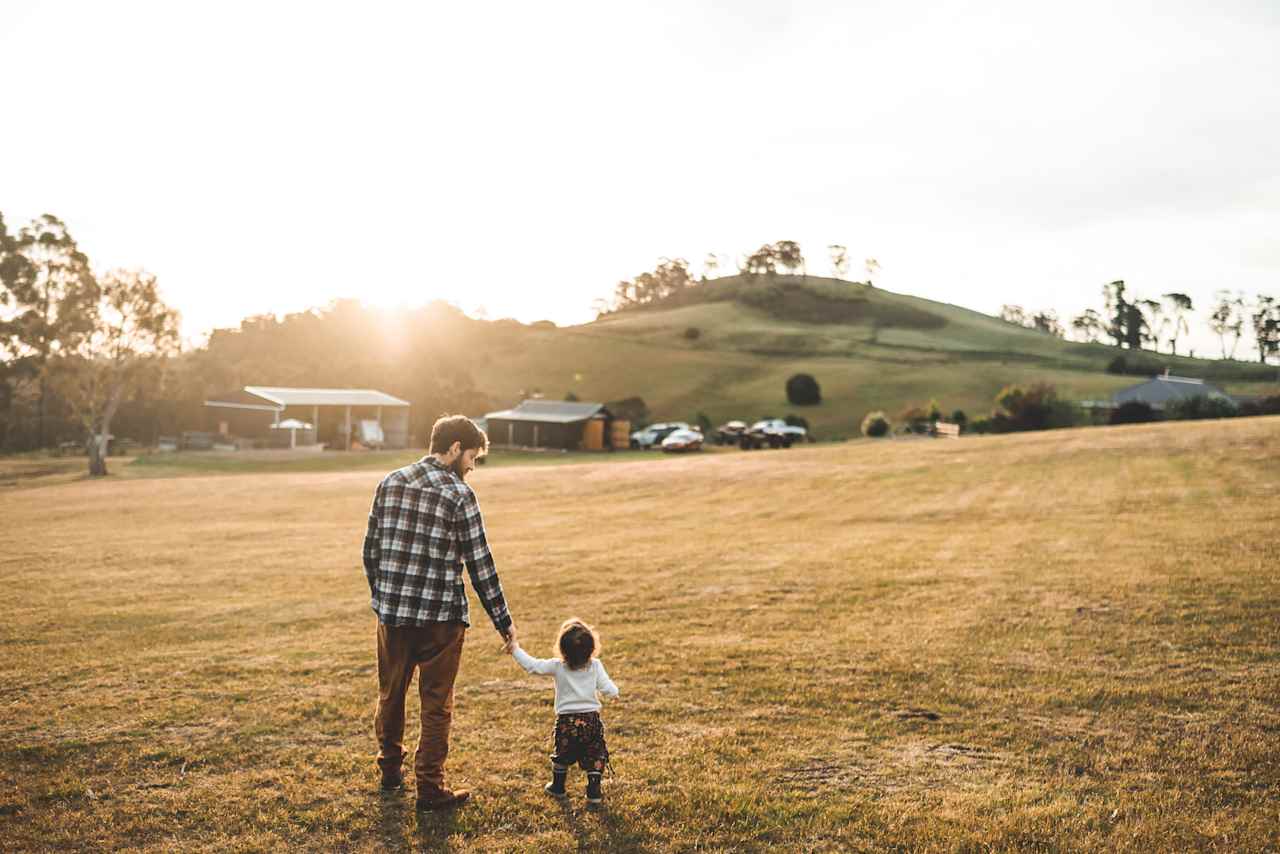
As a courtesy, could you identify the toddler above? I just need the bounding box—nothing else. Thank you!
[510,618,619,803]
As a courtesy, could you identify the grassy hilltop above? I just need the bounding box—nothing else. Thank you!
[465,276,1278,437]
[2,416,1278,851]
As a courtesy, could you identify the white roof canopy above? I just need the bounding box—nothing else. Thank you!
[244,386,410,408]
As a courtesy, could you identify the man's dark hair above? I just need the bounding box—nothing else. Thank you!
[429,415,489,455]
[556,618,599,671]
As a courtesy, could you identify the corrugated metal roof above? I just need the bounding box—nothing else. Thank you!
[485,399,606,424]
[244,386,411,407]
[1113,376,1230,409]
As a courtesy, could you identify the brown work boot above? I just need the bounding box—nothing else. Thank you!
[415,786,470,811]
[380,767,404,792]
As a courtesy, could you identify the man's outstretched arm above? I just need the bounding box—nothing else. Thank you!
[454,486,514,635]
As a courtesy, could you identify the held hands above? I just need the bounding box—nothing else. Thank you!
[499,622,518,654]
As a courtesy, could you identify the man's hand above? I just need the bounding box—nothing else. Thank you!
[500,622,517,654]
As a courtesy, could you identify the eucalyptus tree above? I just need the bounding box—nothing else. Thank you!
[0,213,99,447]
[50,268,180,476]
[1162,293,1193,356]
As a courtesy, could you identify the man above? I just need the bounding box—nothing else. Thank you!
[362,414,516,810]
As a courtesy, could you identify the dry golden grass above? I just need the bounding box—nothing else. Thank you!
[2,418,1278,852]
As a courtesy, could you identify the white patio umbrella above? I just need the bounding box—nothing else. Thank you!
[271,418,312,449]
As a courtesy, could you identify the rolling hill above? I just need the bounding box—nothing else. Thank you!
[465,276,1279,438]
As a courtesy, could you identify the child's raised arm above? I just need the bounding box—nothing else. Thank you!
[511,644,559,676]
[594,659,619,698]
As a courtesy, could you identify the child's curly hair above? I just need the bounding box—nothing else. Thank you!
[555,618,600,671]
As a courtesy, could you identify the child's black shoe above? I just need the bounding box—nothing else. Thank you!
[545,765,567,798]
[585,772,603,804]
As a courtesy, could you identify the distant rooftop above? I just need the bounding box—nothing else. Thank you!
[243,387,410,408]
[484,399,607,424]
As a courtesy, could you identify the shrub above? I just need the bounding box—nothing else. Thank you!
[784,414,810,431]
[564,391,580,402]
[950,410,968,429]
[994,382,1079,431]
[786,373,822,406]
[1110,401,1159,425]
[1165,395,1239,420]
[683,326,702,341]
[1238,394,1280,417]
[897,405,931,434]
[861,411,890,437]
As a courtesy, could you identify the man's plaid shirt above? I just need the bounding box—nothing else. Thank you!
[362,456,512,632]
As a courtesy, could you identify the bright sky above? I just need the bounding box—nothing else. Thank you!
[3,1,1278,358]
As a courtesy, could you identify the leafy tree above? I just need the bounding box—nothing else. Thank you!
[1032,309,1065,338]
[1123,303,1146,351]
[742,244,778,276]
[774,241,805,276]
[864,258,880,287]
[1103,280,1128,348]
[1249,294,1280,364]
[1000,304,1028,326]
[0,214,98,447]
[1208,290,1246,359]
[1071,309,1105,343]
[1162,293,1193,356]
[702,253,719,282]
[50,269,180,476]
[828,245,849,278]
[785,373,821,406]
[1137,299,1164,351]
[950,409,967,429]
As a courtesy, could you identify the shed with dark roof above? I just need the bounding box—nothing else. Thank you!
[484,399,619,450]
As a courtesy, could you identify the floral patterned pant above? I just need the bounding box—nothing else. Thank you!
[551,711,610,773]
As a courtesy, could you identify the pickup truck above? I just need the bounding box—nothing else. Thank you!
[738,418,807,450]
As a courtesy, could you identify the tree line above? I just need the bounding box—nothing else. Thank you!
[0,211,501,466]
[1001,280,1280,364]
[599,240,881,314]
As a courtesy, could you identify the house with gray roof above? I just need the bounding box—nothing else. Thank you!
[1112,374,1234,411]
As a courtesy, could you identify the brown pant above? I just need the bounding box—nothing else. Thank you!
[375,620,465,796]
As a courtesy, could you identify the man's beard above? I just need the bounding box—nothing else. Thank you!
[450,456,469,480]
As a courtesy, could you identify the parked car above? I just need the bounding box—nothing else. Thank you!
[661,429,704,452]
[739,418,807,450]
[713,420,748,445]
[630,421,689,449]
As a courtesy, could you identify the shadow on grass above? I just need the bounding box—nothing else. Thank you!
[555,791,639,851]
[373,790,463,853]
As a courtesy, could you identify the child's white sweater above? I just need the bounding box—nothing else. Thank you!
[511,645,619,714]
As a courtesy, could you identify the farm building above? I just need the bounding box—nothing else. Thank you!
[204,386,411,449]
[1112,374,1234,411]
[484,400,628,450]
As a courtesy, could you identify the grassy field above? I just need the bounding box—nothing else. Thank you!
[462,277,1280,438]
[0,446,696,490]
[2,417,1278,851]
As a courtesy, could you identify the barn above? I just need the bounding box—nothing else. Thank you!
[484,400,627,451]
[204,386,411,449]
